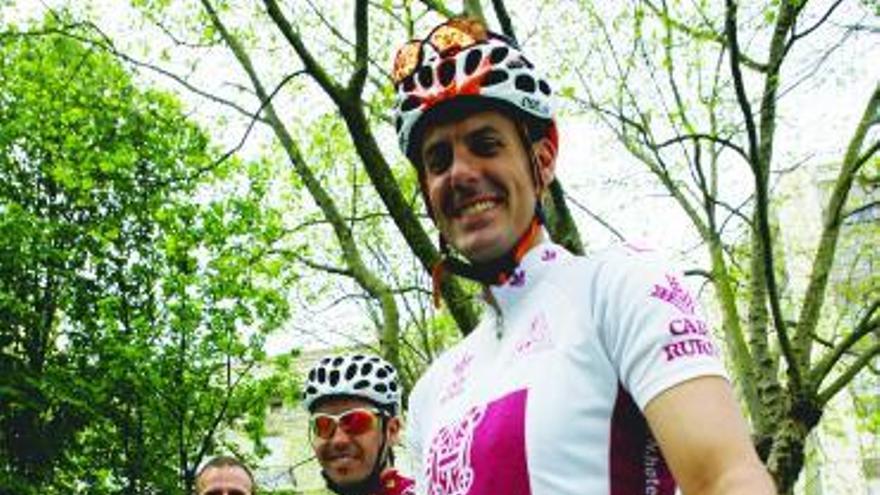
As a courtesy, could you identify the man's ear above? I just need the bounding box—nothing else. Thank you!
[532,136,557,191]
[386,416,402,446]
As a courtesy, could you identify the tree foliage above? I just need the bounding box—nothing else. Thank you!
[2,0,877,493]
[0,17,295,494]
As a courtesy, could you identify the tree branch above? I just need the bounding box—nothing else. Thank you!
[724,0,760,179]
[563,192,627,242]
[490,0,516,41]
[302,0,391,82]
[810,299,880,387]
[6,24,265,125]
[844,200,880,222]
[655,133,750,164]
[269,0,478,333]
[785,0,845,54]
[192,360,257,473]
[292,253,355,278]
[726,0,801,386]
[795,83,880,378]
[142,9,219,49]
[348,0,369,96]
[641,0,767,71]
[419,0,456,18]
[818,340,880,405]
[262,0,346,104]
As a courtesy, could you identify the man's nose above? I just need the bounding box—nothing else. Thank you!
[328,424,352,444]
[448,146,478,188]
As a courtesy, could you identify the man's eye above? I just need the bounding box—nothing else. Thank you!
[424,145,452,174]
[471,138,500,156]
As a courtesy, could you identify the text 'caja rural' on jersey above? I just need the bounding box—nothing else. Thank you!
[406,240,727,495]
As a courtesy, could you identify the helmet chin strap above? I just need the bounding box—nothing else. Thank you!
[431,206,544,305]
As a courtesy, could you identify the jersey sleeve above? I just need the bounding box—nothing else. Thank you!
[593,250,728,411]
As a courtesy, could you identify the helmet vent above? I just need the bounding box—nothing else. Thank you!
[539,79,551,95]
[345,364,358,380]
[401,95,422,112]
[483,69,508,87]
[417,66,433,88]
[438,59,456,86]
[515,74,536,93]
[401,75,415,92]
[464,49,482,75]
[489,46,509,64]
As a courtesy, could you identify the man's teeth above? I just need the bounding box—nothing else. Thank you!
[459,200,495,216]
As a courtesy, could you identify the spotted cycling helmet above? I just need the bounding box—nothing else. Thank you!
[391,17,556,161]
[302,353,401,415]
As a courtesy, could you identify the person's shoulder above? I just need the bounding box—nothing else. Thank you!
[546,240,662,278]
[409,329,483,402]
[576,240,681,276]
[548,241,691,305]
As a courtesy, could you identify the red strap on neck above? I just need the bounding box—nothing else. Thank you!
[431,260,445,309]
[497,217,541,285]
[432,216,542,306]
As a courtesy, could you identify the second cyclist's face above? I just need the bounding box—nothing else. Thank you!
[420,111,551,262]
[312,398,399,487]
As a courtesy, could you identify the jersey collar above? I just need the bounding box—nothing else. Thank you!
[486,239,571,311]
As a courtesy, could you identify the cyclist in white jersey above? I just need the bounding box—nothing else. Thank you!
[389,17,775,495]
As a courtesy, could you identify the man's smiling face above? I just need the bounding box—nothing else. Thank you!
[311,397,398,487]
[420,110,544,262]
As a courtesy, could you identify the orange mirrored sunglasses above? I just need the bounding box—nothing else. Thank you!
[392,17,502,86]
[309,408,384,442]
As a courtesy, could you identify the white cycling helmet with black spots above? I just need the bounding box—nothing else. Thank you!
[302,353,402,415]
[391,17,556,161]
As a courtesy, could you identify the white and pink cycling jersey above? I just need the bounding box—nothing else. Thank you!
[407,241,727,495]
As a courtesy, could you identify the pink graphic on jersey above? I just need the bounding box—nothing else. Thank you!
[515,312,553,356]
[440,353,474,404]
[650,274,695,315]
[425,390,531,495]
[540,248,557,262]
[509,268,526,287]
[425,405,486,495]
[663,338,718,361]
